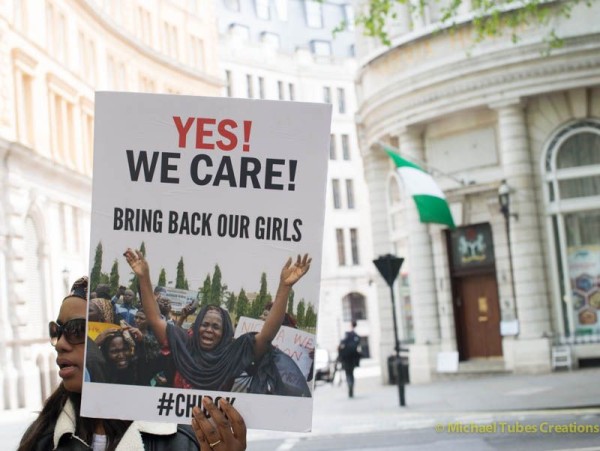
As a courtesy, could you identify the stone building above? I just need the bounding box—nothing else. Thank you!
[355,1,600,382]
[0,0,221,410]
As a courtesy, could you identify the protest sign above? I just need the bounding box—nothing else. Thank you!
[235,316,315,378]
[81,92,331,432]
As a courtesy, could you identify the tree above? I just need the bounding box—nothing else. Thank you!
[210,265,227,306]
[158,268,167,287]
[90,242,103,291]
[109,260,120,295]
[226,291,237,313]
[176,257,187,289]
[129,242,147,292]
[251,272,269,318]
[305,304,317,328]
[348,0,590,49]
[286,289,295,316]
[200,274,212,308]
[236,288,250,320]
[296,299,306,328]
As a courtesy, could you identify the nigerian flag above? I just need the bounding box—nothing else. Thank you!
[385,147,455,229]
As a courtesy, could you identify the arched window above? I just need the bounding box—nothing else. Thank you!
[544,120,600,341]
[342,292,367,321]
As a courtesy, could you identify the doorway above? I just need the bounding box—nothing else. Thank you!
[454,273,503,360]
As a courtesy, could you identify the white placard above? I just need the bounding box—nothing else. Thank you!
[81,92,331,432]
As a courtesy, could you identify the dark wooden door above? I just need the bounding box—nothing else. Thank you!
[455,274,502,359]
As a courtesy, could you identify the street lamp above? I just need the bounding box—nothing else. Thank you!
[498,180,518,326]
[373,253,406,406]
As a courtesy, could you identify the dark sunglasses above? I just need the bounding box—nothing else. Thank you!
[49,318,86,347]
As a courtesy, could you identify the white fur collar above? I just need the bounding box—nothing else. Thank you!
[53,399,178,450]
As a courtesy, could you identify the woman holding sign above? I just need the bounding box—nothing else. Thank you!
[124,248,312,395]
[18,276,247,451]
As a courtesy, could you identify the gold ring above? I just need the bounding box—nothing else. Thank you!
[209,440,222,448]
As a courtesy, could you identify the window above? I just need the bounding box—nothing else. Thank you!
[275,0,288,20]
[139,73,156,92]
[288,83,295,101]
[305,0,323,28]
[107,55,127,90]
[24,216,45,336]
[246,74,254,98]
[312,40,331,56]
[13,50,36,148]
[163,22,179,59]
[256,0,270,19]
[323,86,331,103]
[350,228,360,264]
[346,179,355,209]
[336,229,346,266]
[78,32,97,84]
[261,32,280,49]
[341,134,351,160]
[258,77,265,99]
[189,35,205,69]
[277,81,284,100]
[81,100,94,175]
[224,0,240,11]
[332,179,341,209]
[344,5,355,30]
[225,70,232,97]
[329,134,336,160]
[337,88,346,113]
[342,292,367,321]
[46,3,67,64]
[47,78,76,168]
[544,121,600,340]
[229,23,250,40]
[136,6,153,45]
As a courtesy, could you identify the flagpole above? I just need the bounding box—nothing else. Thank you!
[376,141,467,187]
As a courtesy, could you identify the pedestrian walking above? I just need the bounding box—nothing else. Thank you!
[337,321,361,398]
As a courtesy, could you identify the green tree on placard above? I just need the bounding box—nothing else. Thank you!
[296,299,306,328]
[176,257,188,289]
[199,274,212,308]
[210,265,227,306]
[304,303,317,328]
[236,289,249,319]
[226,291,237,313]
[158,268,167,287]
[90,242,103,291]
[286,288,295,317]
[109,260,120,295]
[250,272,269,318]
[337,0,591,50]
[99,272,110,286]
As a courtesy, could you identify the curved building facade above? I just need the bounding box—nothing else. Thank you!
[355,1,600,382]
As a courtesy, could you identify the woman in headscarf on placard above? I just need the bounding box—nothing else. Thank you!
[124,248,312,396]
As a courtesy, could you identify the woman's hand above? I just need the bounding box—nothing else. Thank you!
[280,254,311,287]
[125,326,143,342]
[124,248,149,279]
[192,397,247,451]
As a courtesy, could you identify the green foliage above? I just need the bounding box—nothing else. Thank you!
[109,260,119,294]
[200,274,212,308]
[348,0,590,51]
[158,268,167,287]
[250,272,269,318]
[90,242,103,292]
[304,304,317,328]
[129,242,147,291]
[176,257,187,289]
[286,289,295,316]
[210,265,227,306]
[98,272,110,286]
[296,299,306,328]
[236,288,250,319]
[226,291,237,313]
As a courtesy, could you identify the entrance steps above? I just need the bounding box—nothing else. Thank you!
[434,358,511,380]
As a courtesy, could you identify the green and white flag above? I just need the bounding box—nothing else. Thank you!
[385,147,455,229]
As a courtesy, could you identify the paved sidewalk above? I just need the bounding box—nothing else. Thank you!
[248,363,600,441]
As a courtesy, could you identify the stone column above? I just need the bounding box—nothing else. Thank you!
[399,127,440,382]
[493,100,552,372]
[362,145,399,384]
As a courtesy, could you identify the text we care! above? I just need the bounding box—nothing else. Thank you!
[114,116,303,242]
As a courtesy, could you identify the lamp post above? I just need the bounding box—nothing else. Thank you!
[498,180,517,322]
[373,253,405,406]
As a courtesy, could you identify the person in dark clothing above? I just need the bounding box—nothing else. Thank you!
[18,276,247,451]
[338,320,361,398]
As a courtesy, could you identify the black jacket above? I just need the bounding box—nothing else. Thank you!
[31,424,199,451]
